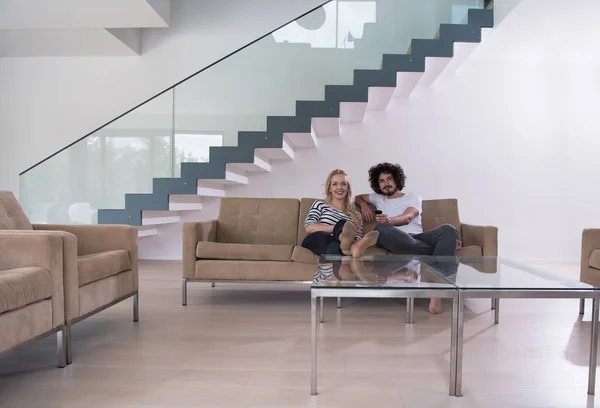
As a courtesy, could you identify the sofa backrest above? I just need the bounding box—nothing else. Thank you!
[0,191,33,231]
[422,198,462,240]
[217,197,300,245]
[297,198,320,245]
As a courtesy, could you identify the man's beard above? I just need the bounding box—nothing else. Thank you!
[382,186,397,196]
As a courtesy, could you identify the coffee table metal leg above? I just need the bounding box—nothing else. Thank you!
[494,298,500,325]
[588,297,599,395]
[337,297,342,308]
[455,292,465,397]
[449,296,458,396]
[311,294,318,395]
[405,297,414,324]
[320,297,324,323]
[580,298,586,315]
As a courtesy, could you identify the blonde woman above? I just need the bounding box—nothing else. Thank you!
[302,169,379,258]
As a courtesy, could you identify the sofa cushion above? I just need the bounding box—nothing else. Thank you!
[457,245,483,257]
[0,191,33,231]
[590,250,600,270]
[292,246,319,264]
[0,267,53,314]
[195,260,314,281]
[78,250,132,286]
[218,198,299,245]
[196,241,293,262]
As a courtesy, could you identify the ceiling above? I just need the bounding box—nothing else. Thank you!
[0,0,170,57]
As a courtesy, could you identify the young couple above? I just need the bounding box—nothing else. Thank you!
[301,162,459,314]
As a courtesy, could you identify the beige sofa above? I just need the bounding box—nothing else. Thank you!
[580,229,600,314]
[0,191,138,365]
[182,197,498,304]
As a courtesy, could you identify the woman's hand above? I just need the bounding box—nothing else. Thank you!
[360,203,375,223]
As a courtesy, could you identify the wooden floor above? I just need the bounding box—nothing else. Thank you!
[1,261,599,408]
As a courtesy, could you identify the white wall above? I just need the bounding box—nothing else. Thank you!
[140,0,600,262]
[0,0,326,196]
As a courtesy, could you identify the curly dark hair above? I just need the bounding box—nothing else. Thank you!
[368,162,406,194]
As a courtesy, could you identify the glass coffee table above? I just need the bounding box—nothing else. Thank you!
[310,255,600,397]
[310,255,459,396]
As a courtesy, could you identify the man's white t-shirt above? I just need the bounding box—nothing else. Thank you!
[369,192,423,235]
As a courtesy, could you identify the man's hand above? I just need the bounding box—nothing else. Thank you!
[360,203,375,223]
[375,213,390,224]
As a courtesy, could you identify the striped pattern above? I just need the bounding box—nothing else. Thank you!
[304,200,362,238]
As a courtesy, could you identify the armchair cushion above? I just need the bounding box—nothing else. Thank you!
[78,250,132,286]
[0,267,53,314]
[196,241,293,262]
[590,250,600,271]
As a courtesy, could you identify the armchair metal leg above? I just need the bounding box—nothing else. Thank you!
[65,323,72,365]
[57,325,67,368]
[211,282,216,288]
[581,298,586,315]
[133,292,139,322]
[182,279,188,306]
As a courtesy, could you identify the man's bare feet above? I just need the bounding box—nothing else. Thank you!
[339,222,358,255]
[429,297,443,314]
[350,231,379,258]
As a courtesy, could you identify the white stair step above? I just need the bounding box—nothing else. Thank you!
[392,71,424,98]
[312,117,340,137]
[366,87,396,111]
[227,155,271,173]
[137,226,158,238]
[196,185,226,197]
[198,170,249,187]
[255,139,294,161]
[141,211,181,226]
[284,129,318,149]
[417,56,452,87]
[168,195,203,211]
[340,102,368,124]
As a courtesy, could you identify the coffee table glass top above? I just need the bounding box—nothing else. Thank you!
[455,257,597,291]
[312,255,457,289]
[313,255,598,291]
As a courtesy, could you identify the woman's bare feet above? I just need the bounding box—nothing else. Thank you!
[428,297,443,314]
[339,222,358,255]
[350,231,379,258]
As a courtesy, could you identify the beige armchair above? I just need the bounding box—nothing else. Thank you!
[0,191,138,364]
[580,229,600,314]
[0,232,67,367]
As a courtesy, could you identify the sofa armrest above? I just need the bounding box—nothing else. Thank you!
[1,229,80,321]
[182,220,217,279]
[461,224,498,256]
[581,229,600,285]
[0,232,67,327]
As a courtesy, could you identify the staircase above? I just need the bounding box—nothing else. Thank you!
[94,8,494,235]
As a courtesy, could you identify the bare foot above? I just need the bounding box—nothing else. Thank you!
[339,222,358,255]
[350,231,379,258]
[429,298,443,314]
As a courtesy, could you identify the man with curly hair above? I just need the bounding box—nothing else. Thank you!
[355,162,459,314]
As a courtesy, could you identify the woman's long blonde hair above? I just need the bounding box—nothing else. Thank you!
[324,169,363,232]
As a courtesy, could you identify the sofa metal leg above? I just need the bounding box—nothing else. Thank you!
[133,292,139,322]
[66,323,72,365]
[182,279,188,306]
[320,297,324,323]
[581,298,586,315]
[337,297,342,308]
[211,282,216,288]
[57,325,67,368]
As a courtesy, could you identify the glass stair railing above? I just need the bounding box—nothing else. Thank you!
[18,0,493,227]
